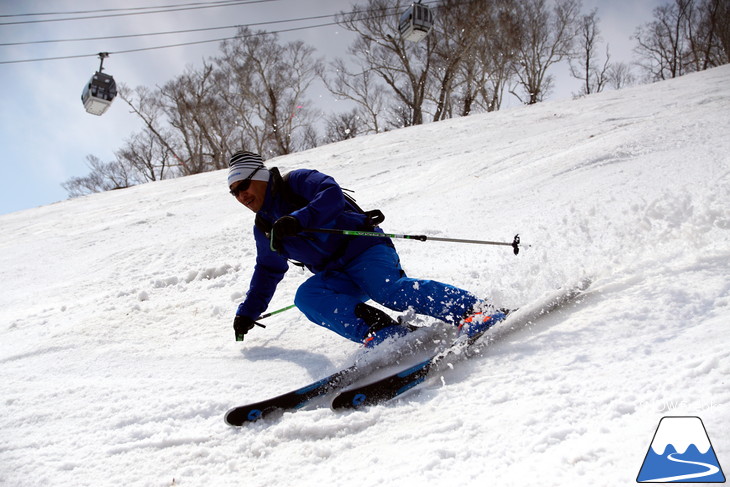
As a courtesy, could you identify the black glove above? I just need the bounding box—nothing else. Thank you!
[271,215,302,251]
[233,315,256,342]
[273,215,302,237]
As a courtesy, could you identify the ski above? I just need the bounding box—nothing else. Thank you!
[330,323,487,410]
[224,326,435,426]
[224,363,361,426]
[331,278,592,410]
[225,278,591,423]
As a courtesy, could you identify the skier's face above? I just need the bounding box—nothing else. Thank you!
[231,179,267,213]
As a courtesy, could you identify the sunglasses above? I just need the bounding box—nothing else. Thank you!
[230,166,262,197]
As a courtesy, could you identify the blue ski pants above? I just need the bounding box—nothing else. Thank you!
[294,243,480,342]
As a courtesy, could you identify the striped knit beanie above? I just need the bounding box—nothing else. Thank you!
[227,151,270,188]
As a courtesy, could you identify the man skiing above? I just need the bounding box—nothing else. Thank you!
[228,150,505,347]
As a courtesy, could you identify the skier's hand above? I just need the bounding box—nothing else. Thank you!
[271,215,302,252]
[233,315,256,342]
[272,215,302,237]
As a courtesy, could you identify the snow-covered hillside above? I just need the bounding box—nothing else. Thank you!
[1,65,729,487]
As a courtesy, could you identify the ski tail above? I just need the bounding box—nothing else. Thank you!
[225,364,359,426]
[223,322,437,425]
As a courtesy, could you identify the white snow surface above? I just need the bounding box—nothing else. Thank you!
[2,66,729,487]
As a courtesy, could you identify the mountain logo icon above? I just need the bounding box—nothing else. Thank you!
[637,416,726,483]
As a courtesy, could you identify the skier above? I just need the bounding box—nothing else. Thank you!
[228,150,506,347]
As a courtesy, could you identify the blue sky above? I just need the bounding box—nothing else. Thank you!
[0,0,664,215]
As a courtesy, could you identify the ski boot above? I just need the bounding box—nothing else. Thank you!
[457,305,512,339]
[356,303,413,348]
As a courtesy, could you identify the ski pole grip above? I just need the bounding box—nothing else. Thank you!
[269,228,278,252]
[512,234,520,255]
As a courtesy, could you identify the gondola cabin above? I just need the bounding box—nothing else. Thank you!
[81,53,117,116]
[399,2,434,42]
[81,72,117,115]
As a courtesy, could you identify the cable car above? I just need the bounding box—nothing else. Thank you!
[398,2,434,42]
[81,53,117,116]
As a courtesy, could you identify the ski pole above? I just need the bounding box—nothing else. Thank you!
[303,228,523,255]
[252,304,297,328]
[259,304,296,320]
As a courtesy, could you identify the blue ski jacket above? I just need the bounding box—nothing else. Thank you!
[237,168,391,320]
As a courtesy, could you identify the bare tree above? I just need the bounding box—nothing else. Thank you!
[386,103,414,130]
[213,42,269,155]
[217,28,324,156]
[633,0,728,81]
[470,0,522,113]
[116,128,173,182]
[66,28,328,197]
[687,0,729,70]
[300,125,320,150]
[62,155,140,197]
[336,0,434,127]
[607,62,636,89]
[633,0,694,80]
[159,64,227,174]
[429,0,491,121]
[511,0,581,104]
[325,109,364,143]
[333,0,519,122]
[322,58,389,134]
[716,0,730,64]
[118,84,193,175]
[569,8,611,96]
[120,67,223,176]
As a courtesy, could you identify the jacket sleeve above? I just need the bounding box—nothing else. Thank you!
[238,226,289,319]
[286,170,345,229]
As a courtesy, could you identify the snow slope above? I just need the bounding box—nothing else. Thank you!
[1,65,729,487]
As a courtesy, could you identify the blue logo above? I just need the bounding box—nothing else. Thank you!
[637,416,725,483]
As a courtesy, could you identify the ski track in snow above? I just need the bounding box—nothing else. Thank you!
[1,66,729,487]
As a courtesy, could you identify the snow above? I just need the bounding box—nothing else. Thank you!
[2,65,729,487]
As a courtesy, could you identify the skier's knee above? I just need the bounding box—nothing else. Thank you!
[294,286,315,317]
